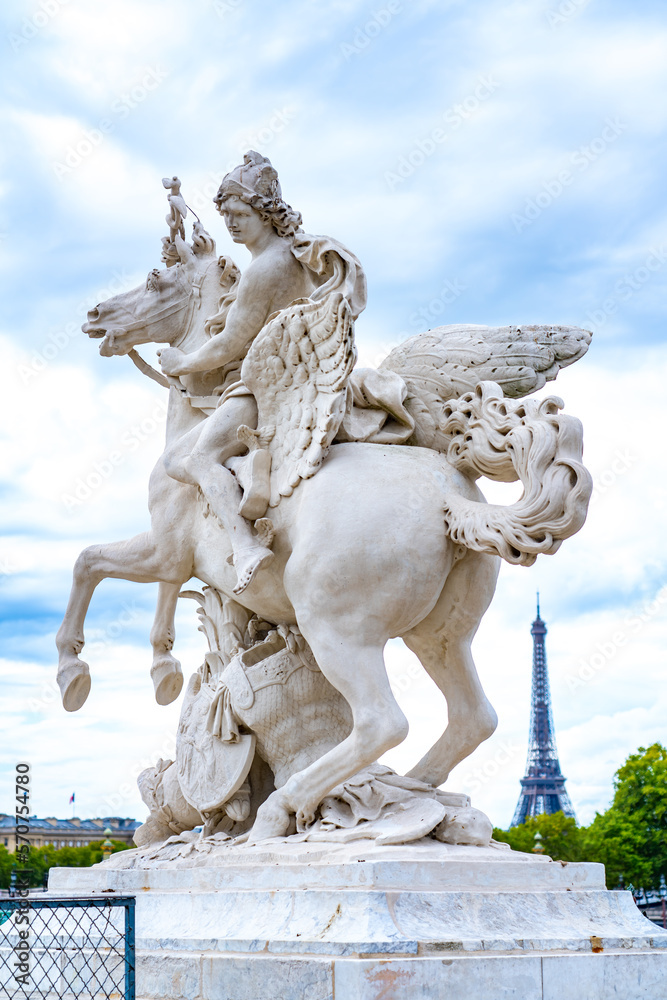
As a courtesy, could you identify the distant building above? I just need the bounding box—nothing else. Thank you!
[511,599,576,827]
[0,815,140,852]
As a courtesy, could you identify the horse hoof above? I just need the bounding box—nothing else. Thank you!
[248,793,292,842]
[57,658,91,712]
[151,655,183,706]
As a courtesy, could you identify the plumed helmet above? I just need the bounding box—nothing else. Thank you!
[214,151,281,207]
[214,151,303,239]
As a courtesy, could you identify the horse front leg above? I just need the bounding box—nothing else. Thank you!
[56,532,189,711]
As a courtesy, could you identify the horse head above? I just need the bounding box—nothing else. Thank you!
[82,225,239,360]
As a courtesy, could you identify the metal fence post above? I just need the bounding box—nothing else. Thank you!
[124,896,136,1000]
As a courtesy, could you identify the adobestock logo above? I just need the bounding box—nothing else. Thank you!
[212,0,244,15]
[589,449,636,507]
[8,0,71,52]
[566,586,667,693]
[408,278,467,328]
[51,68,169,181]
[340,2,403,61]
[0,554,20,576]
[95,734,177,814]
[546,0,592,27]
[237,107,298,154]
[17,270,133,384]
[61,398,168,512]
[511,117,626,233]
[583,247,667,333]
[460,741,521,795]
[385,76,500,191]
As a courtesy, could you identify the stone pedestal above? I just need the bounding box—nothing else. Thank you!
[49,839,667,999]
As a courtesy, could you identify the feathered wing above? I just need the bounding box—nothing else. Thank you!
[241,292,356,506]
[379,323,591,451]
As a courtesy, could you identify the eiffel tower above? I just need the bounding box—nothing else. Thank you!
[511,597,576,826]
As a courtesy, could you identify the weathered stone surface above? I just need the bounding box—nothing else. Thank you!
[334,956,544,1000]
[51,854,666,954]
[541,952,667,1000]
[201,955,334,1000]
[49,838,605,892]
[41,852,667,998]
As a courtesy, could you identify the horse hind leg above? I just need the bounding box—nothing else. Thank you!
[250,623,408,840]
[56,533,187,712]
[402,550,500,788]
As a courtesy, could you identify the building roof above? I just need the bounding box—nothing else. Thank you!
[0,814,140,832]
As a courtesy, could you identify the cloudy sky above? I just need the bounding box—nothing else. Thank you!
[1,0,666,831]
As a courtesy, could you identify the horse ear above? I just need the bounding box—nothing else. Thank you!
[174,234,195,265]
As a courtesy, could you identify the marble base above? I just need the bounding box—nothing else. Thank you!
[48,840,667,999]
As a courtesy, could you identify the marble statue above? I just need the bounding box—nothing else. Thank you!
[132,585,492,854]
[56,151,593,848]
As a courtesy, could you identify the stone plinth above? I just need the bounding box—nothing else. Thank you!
[48,839,667,999]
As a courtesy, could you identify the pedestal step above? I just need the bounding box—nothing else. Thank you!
[48,842,667,999]
[136,951,667,1000]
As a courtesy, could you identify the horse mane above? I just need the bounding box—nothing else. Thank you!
[439,382,592,565]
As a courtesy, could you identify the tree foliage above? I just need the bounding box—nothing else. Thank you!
[581,743,667,889]
[495,744,667,889]
[0,841,130,890]
[493,810,583,861]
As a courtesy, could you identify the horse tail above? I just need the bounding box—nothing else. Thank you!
[440,382,592,566]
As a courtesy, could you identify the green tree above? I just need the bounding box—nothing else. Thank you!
[495,744,667,890]
[580,743,667,889]
[0,846,13,889]
[0,841,130,890]
[493,811,583,860]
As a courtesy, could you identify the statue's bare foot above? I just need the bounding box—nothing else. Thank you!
[233,545,274,595]
[248,791,292,843]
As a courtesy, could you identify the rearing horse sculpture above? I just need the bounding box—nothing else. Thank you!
[56,223,592,840]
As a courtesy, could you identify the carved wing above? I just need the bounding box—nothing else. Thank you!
[379,323,591,451]
[241,292,356,506]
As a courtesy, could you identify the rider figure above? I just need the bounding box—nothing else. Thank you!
[158,152,366,594]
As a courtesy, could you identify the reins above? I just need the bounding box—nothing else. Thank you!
[124,263,214,393]
[127,349,171,389]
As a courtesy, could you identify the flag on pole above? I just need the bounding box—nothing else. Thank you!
[69,793,75,804]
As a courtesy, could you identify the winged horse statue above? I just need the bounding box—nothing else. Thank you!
[56,153,592,840]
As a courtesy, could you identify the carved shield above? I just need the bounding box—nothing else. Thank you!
[176,670,255,816]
